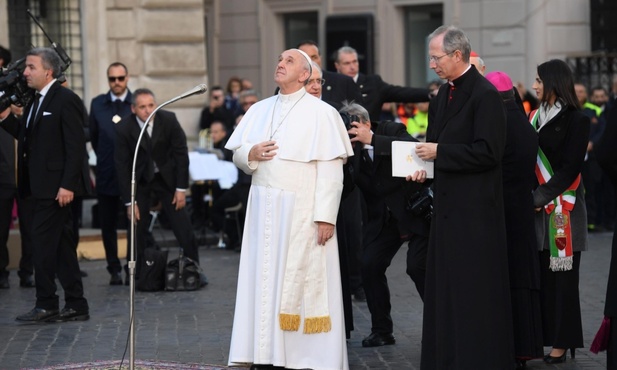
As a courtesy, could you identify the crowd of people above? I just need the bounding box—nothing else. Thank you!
[1,21,617,370]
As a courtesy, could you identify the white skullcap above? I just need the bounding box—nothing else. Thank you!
[292,48,313,76]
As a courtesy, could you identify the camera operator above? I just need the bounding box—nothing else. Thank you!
[341,102,430,348]
[0,47,90,322]
[199,85,235,132]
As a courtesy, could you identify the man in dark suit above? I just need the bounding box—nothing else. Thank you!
[335,46,431,123]
[0,47,90,322]
[340,102,430,347]
[89,62,133,285]
[115,88,205,285]
[297,40,363,108]
[410,26,513,368]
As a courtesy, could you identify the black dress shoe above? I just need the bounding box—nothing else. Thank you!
[16,307,59,322]
[19,275,34,288]
[362,332,395,347]
[109,272,123,285]
[543,351,567,364]
[47,308,89,323]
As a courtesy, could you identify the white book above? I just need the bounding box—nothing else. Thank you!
[391,141,434,178]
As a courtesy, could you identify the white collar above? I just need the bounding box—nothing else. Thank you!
[110,90,128,102]
[37,78,57,99]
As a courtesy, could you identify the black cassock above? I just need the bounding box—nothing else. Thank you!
[501,98,543,359]
[421,66,514,369]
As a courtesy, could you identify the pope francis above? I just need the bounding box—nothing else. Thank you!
[225,49,354,370]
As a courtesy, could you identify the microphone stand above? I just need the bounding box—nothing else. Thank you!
[128,85,207,370]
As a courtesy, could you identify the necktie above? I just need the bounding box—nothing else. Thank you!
[113,99,123,115]
[27,93,42,128]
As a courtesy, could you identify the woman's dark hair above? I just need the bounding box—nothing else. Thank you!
[226,76,242,95]
[536,59,580,110]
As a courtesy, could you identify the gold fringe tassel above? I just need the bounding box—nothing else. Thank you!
[279,313,301,331]
[303,316,332,334]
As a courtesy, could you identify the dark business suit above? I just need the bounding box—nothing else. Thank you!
[115,110,198,269]
[355,73,430,123]
[322,70,363,109]
[90,90,133,275]
[353,120,429,335]
[0,81,90,312]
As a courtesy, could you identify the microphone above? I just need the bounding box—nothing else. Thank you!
[177,84,208,100]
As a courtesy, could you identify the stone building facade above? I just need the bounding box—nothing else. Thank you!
[0,0,594,140]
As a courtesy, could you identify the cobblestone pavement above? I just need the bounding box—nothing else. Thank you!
[0,230,612,369]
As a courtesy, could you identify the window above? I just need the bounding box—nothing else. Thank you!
[8,0,84,97]
[404,4,443,86]
[284,12,318,49]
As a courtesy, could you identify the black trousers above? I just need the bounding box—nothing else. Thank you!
[31,198,87,311]
[361,218,428,334]
[0,196,15,275]
[131,174,198,273]
[539,250,584,349]
[16,196,34,278]
[97,194,123,274]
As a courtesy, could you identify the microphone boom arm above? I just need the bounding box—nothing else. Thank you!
[127,84,207,370]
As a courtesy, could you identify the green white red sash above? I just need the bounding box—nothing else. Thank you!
[530,109,579,271]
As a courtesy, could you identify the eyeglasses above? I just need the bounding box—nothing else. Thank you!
[428,51,456,63]
[242,100,257,106]
[307,78,326,86]
[108,75,126,82]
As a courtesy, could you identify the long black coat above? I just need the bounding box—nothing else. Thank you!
[533,107,590,252]
[502,99,540,289]
[421,66,514,369]
[596,100,617,318]
[89,90,133,196]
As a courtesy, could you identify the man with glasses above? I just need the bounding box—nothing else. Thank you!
[297,40,362,108]
[234,89,259,126]
[335,46,431,123]
[409,25,513,368]
[89,62,133,285]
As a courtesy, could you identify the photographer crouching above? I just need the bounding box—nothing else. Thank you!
[341,102,430,347]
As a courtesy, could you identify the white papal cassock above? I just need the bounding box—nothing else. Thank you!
[225,87,353,370]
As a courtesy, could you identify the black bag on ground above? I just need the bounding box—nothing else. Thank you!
[136,247,168,292]
[165,252,202,291]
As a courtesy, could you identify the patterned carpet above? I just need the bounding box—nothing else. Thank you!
[27,359,234,370]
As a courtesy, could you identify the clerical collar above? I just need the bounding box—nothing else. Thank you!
[448,64,472,86]
[110,90,128,102]
[278,86,306,102]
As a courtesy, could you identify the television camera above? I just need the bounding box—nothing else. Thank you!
[0,9,72,112]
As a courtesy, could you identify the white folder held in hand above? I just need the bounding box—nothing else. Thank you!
[391,141,434,178]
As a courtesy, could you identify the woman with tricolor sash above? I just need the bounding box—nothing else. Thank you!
[530,59,591,364]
